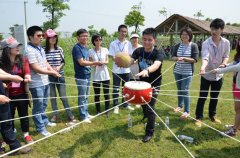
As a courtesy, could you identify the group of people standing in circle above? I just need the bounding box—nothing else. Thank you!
[0,17,239,155]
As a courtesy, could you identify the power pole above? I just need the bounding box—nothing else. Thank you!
[24,1,28,29]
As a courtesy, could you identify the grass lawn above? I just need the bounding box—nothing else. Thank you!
[8,48,240,158]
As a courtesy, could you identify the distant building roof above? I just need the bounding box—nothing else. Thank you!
[155,14,240,35]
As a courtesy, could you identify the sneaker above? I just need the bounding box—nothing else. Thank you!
[66,121,76,126]
[174,107,182,112]
[142,135,153,143]
[180,112,190,120]
[9,147,32,156]
[126,106,135,111]
[50,115,58,122]
[221,127,237,137]
[136,104,141,108]
[83,118,91,123]
[210,117,221,124]
[88,114,94,119]
[0,146,5,154]
[47,122,57,127]
[69,116,77,123]
[24,135,34,144]
[195,119,202,127]
[39,130,51,137]
[113,107,119,114]
[0,140,6,148]
[13,128,17,133]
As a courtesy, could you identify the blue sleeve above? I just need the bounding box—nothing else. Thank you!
[72,45,83,61]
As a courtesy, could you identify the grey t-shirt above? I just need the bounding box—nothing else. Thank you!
[25,44,49,88]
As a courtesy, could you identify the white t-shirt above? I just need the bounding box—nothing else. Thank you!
[129,44,142,79]
[109,39,131,74]
[89,47,110,81]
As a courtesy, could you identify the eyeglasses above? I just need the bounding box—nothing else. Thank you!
[94,39,102,42]
[36,34,44,38]
[79,35,88,38]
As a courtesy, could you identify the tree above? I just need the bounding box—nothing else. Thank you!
[99,28,108,37]
[124,2,145,33]
[231,23,240,27]
[0,34,3,41]
[36,0,70,31]
[158,7,168,19]
[194,10,204,20]
[88,25,99,37]
[205,17,212,22]
[9,24,19,37]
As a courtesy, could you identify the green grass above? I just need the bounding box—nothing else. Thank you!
[9,48,240,158]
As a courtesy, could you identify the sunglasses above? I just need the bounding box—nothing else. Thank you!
[94,39,102,42]
[36,34,44,38]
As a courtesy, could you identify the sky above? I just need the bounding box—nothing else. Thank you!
[0,0,239,37]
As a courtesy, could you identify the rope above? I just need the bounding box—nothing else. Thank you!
[0,97,134,157]
[142,97,195,158]
[152,96,240,143]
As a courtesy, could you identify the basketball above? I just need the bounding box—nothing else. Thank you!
[115,52,131,68]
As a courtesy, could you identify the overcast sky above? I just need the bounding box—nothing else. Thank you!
[0,0,239,36]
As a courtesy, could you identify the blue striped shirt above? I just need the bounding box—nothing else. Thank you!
[45,47,64,74]
[174,42,193,75]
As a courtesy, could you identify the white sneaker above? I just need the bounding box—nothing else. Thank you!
[126,106,135,111]
[40,130,51,137]
[88,114,94,119]
[113,107,119,114]
[47,122,56,127]
[83,118,91,123]
[13,128,17,133]
[136,104,141,108]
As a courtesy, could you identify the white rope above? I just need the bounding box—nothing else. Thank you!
[158,93,240,102]
[142,97,195,158]
[0,96,122,124]
[107,65,127,83]
[29,80,119,90]
[10,92,119,102]
[152,96,240,143]
[30,76,122,89]
[0,97,134,158]
[151,62,175,85]
[159,89,239,93]
[149,21,175,85]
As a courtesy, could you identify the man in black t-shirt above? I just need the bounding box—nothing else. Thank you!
[131,28,164,143]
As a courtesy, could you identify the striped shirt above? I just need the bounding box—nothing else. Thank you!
[45,47,64,74]
[174,42,193,75]
[25,43,49,88]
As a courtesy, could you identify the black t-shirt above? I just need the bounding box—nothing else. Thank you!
[132,47,164,87]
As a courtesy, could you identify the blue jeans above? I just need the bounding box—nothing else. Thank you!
[174,73,192,113]
[30,85,50,132]
[112,73,130,107]
[0,102,21,150]
[49,75,73,118]
[75,78,90,119]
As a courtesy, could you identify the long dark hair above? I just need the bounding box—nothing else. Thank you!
[234,39,240,61]
[45,36,58,53]
[0,47,23,73]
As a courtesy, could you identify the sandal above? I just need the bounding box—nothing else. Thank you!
[174,107,182,112]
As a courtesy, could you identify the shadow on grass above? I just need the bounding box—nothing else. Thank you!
[59,123,140,158]
[195,146,239,158]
